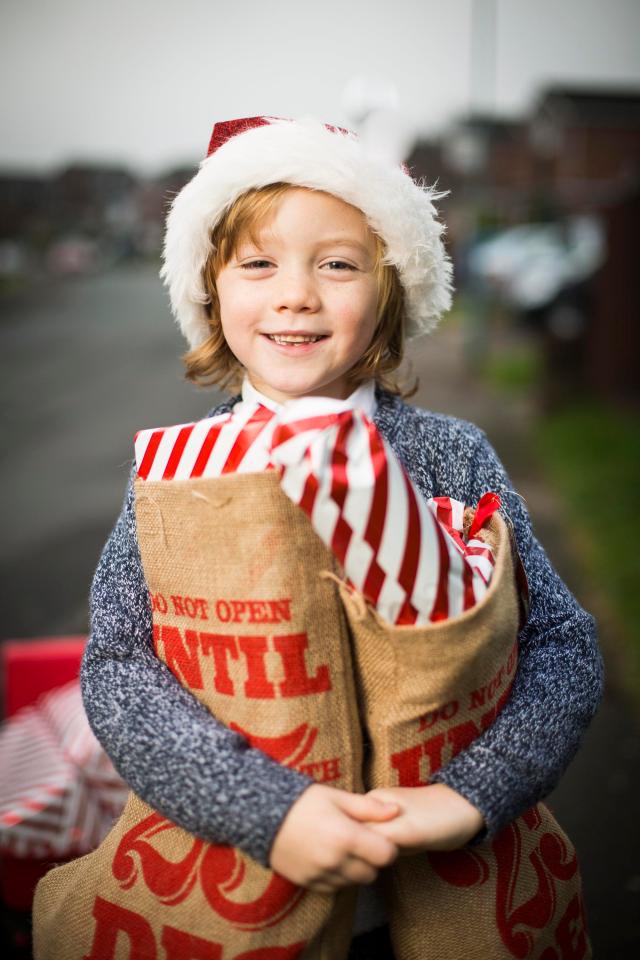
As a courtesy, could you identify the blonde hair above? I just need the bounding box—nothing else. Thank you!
[183,183,413,396]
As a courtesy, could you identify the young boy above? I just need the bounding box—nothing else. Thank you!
[81,116,603,950]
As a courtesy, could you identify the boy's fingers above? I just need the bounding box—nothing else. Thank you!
[338,792,400,822]
[337,857,379,886]
[365,818,398,840]
[348,824,398,868]
[367,788,403,806]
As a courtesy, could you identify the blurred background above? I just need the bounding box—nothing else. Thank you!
[1,0,639,955]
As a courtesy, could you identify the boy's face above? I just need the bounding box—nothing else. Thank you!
[215,188,379,403]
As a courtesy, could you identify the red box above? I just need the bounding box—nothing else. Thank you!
[2,636,86,718]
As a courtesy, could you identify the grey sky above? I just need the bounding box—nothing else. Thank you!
[2,0,639,175]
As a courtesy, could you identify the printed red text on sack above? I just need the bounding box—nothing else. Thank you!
[152,624,331,700]
[85,895,306,960]
[392,642,517,786]
[150,593,293,626]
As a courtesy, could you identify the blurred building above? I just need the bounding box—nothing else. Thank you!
[0,162,198,284]
[2,88,638,402]
[529,89,640,404]
[410,86,640,405]
[529,88,640,207]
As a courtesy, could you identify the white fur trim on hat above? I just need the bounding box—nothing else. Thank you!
[160,117,453,348]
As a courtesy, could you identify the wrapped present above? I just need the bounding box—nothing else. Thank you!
[270,407,501,625]
[135,400,503,626]
[0,681,127,861]
[0,636,127,914]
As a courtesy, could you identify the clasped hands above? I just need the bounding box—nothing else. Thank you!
[269,783,485,894]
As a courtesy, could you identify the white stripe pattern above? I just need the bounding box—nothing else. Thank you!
[0,682,127,858]
[133,401,499,626]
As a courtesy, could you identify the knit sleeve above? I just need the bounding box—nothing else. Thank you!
[428,426,604,839]
[80,465,314,867]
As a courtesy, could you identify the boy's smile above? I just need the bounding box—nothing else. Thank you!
[215,188,380,403]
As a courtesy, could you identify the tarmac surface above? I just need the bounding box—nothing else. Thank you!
[1,264,639,956]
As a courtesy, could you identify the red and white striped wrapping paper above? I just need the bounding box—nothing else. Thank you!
[0,682,127,859]
[134,401,500,626]
[134,402,277,480]
[270,408,499,625]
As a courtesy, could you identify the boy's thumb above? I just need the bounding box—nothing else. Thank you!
[341,792,400,821]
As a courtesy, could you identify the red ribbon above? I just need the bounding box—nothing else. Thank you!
[468,492,502,539]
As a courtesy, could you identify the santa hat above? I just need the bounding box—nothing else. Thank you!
[160,116,453,349]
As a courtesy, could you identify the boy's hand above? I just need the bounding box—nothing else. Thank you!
[364,784,485,853]
[269,784,400,893]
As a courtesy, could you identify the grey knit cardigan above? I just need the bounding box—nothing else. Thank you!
[81,386,604,867]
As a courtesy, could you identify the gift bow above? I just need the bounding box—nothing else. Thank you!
[135,401,500,625]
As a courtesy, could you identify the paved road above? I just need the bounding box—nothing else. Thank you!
[1,265,639,955]
[1,265,222,639]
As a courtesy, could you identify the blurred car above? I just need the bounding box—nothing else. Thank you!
[467,216,605,312]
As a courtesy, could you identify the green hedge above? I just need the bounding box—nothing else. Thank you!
[536,402,640,692]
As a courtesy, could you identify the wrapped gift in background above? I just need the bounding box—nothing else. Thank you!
[0,637,127,917]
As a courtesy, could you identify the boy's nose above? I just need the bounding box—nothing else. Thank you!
[273,272,321,313]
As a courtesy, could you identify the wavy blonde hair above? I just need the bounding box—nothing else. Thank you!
[183,183,413,396]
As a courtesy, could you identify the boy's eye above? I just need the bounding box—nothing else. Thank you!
[324,261,356,271]
[241,259,273,270]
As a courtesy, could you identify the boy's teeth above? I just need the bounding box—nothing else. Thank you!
[268,335,323,344]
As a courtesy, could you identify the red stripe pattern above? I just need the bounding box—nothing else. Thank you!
[134,402,501,626]
[134,404,279,481]
[0,683,127,858]
[271,411,500,625]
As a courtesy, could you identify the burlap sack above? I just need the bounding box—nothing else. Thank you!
[33,472,363,960]
[339,512,591,960]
